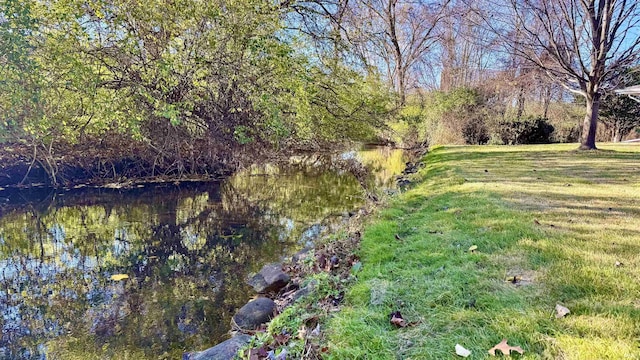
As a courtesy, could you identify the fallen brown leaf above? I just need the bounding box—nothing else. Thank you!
[297,326,307,340]
[488,339,524,356]
[389,311,420,328]
[390,311,407,327]
[274,332,291,345]
[506,275,521,284]
[247,346,269,360]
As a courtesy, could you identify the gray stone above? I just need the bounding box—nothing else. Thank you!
[292,248,312,264]
[247,263,290,293]
[292,280,317,302]
[232,297,276,330]
[185,334,251,360]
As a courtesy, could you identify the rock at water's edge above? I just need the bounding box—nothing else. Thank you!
[247,263,290,293]
[184,334,251,360]
[232,297,276,330]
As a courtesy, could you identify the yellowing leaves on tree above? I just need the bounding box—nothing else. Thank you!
[110,274,129,281]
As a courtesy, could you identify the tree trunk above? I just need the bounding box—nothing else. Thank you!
[516,86,525,120]
[542,85,551,119]
[579,92,600,150]
[398,69,406,105]
[613,124,622,142]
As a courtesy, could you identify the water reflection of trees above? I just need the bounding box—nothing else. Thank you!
[0,156,375,359]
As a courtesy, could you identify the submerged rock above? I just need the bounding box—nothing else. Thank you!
[184,334,251,360]
[232,297,276,330]
[247,263,290,293]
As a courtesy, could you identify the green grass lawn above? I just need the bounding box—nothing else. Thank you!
[326,143,640,359]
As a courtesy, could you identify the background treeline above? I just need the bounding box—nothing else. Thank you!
[1,0,639,186]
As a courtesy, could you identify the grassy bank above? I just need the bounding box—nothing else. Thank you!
[326,144,640,359]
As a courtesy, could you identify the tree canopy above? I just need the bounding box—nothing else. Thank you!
[0,0,393,186]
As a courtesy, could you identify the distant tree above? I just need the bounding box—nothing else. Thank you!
[485,0,640,149]
[600,69,640,142]
[438,0,499,92]
[338,0,451,105]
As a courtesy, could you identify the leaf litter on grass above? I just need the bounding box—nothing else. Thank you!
[455,344,472,357]
[488,339,524,356]
[389,311,420,328]
[555,304,570,318]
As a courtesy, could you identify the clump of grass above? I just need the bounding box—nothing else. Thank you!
[326,144,640,359]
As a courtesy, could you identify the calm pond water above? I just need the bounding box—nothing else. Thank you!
[0,147,407,359]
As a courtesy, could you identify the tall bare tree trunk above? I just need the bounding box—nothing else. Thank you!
[397,61,406,105]
[516,86,525,120]
[580,92,600,150]
[541,84,551,119]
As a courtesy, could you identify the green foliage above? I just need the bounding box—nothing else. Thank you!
[0,0,40,141]
[0,0,392,186]
[397,87,584,146]
[289,66,393,144]
[410,88,487,145]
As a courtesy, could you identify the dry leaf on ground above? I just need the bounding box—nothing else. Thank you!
[488,339,524,356]
[310,323,321,337]
[555,304,570,318]
[274,333,291,345]
[389,311,419,328]
[390,311,407,327]
[455,344,471,357]
[247,346,269,360]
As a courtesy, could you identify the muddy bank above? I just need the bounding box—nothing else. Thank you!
[0,139,241,188]
[0,138,373,189]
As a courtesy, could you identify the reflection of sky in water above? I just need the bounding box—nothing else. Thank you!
[278,218,295,242]
[340,151,358,160]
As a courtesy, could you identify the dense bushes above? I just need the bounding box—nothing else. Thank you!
[394,87,582,146]
[496,117,555,145]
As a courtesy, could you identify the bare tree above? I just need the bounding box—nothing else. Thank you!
[341,0,451,104]
[485,0,640,149]
[438,0,500,91]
